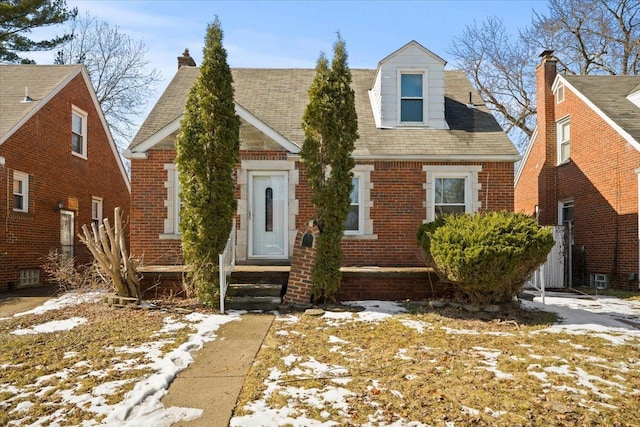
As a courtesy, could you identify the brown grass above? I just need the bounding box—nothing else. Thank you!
[234,304,640,426]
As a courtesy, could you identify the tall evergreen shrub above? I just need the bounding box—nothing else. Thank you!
[175,17,240,307]
[301,35,358,302]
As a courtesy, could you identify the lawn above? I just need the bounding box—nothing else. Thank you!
[1,292,640,426]
[231,298,640,426]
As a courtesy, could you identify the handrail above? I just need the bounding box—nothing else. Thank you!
[219,222,236,313]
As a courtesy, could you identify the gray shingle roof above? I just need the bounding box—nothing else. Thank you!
[129,66,518,158]
[563,75,640,144]
[0,64,82,140]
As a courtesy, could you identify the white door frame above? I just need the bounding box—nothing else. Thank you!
[248,171,289,260]
[60,209,75,259]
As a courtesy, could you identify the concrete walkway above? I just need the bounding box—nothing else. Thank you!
[162,313,274,427]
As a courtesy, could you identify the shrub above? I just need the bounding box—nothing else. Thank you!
[420,212,554,305]
[416,217,446,269]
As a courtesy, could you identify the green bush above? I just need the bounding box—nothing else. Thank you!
[418,212,554,305]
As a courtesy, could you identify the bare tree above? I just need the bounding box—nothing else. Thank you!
[55,14,162,150]
[450,0,640,152]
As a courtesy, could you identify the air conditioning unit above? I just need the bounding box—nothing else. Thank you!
[591,273,609,290]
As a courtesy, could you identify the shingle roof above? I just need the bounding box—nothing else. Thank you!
[0,64,82,140]
[562,75,640,144]
[129,66,518,158]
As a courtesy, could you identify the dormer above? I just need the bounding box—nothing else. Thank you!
[369,41,448,129]
[627,84,640,108]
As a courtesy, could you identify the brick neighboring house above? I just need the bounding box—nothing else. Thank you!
[0,65,130,292]
[515,52,640,290]
[125,41,519,301]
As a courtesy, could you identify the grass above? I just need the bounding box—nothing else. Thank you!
[234,304,640,426]
[0,300,195,426]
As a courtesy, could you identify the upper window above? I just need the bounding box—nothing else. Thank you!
[72,106,87,157]
[556,84,565,103]
[557,118,570,164]
[434,177,467,218]
[345,175,363,234]
[400,73,424,122]
[92,197,103,227]
[13,171,29,212]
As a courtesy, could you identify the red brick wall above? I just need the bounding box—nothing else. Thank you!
[0,74,130,292]
[555,85,640,289]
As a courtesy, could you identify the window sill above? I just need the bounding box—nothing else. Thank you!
[159,233,181,240]
[71,152,87,160]
[343,234,378,241]
[556,159,571,166]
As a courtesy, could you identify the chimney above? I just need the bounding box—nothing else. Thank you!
[536,49,558,225]
[178,48,196,69]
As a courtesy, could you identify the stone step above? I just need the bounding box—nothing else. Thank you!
[226,283,282,298]
[225,296,281,311]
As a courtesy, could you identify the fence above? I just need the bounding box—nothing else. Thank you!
[527,225,566,290]
[219,222,237,314]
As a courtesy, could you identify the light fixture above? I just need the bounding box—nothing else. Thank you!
[54,201,64,211]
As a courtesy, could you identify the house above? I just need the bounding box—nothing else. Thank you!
[125,42,519,301]
[0,64,131,292]
[514,52,640,290]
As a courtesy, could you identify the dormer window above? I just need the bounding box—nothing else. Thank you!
[400,72,424,123]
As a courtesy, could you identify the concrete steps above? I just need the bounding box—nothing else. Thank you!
[225,282,283,311]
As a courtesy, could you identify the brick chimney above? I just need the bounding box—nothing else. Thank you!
[178,48,196,69]
[536,50,558,225]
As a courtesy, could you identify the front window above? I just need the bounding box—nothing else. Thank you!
[72,107,87,157]
[557,118,570,163]
[400,73,423,122]
[345,176,362,234]
[13,171,29,212]
[434,177,466,217]
[92,197,103,227]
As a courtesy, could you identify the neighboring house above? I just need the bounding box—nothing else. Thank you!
[515,52,640,290]
[126,42,519,300]
[0,64,130,292]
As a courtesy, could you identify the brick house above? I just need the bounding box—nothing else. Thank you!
[0,65,130,292]
[125,41,519,301]
[514,52,640,290]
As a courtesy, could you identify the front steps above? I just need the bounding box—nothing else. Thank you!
[224,266,289,311]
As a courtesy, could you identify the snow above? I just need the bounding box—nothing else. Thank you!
[3,290,640,426]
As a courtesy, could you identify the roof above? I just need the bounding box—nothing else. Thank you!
[560,74,640,147]
[0,64,83,141]
[129,66,519,160]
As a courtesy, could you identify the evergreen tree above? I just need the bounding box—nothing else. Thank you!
[301,36,358,302]
[0,0,77,63]
[175,17,240,307]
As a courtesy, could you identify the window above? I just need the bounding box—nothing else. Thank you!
[556,84,564,103]
[162,164,181,238]
[92,197,103,226]
[560,200,574,226]
[345,176,363,234]
[557,118,570,163]
[434,177,466,217]
[400,73,424,122]
[19,269,40,286]
[13,171,29,212]
[72,106,87,157]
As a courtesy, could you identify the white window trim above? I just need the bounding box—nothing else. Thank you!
[92,196,103,225]
[343,165,376,239]
[423,165,482,222]
[558,199,574,226]
[556,84,565,103]
[397,69,427,126]
[557,116,570,165]
[71,106,88,159]
[161,164,181,239]
[13,171,29,213]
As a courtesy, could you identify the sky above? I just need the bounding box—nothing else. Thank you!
[29,0,550,135]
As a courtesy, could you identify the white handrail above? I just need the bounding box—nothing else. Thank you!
[219,222,236,313]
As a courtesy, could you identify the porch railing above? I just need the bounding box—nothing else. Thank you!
[219,222,236,314]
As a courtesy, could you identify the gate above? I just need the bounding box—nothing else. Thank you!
[527,226,565,289]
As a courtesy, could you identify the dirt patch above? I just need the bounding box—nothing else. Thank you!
[0,296,53,317]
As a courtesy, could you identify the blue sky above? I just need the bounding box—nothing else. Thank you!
[34,0,549,129]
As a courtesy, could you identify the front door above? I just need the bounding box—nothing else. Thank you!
[60,210,74,259]
[249,172,288,259]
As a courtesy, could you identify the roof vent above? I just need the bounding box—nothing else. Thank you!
[21,87,32,103]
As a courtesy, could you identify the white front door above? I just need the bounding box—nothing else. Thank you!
[249,172,288,259]
[60,210,74,259]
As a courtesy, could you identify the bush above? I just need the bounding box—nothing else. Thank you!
[416,217,446,269]
[418,212,554,305]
